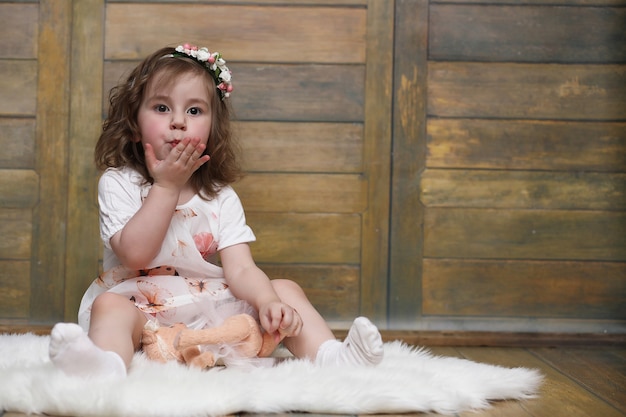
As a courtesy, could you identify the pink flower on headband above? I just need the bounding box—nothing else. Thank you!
[172,44,233,99]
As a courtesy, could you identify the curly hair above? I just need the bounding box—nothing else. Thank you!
[94,46,242,199]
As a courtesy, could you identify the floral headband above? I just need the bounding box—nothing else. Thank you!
[167,43,233,99]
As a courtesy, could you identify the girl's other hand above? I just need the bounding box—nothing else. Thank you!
[259,301,302,341]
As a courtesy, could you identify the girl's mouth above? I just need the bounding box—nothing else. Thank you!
[171,140,181,147]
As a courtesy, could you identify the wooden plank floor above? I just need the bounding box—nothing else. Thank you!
[1,346,624,417]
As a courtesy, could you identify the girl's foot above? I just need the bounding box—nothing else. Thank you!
[49,322,126,379]
[315,317,384,367]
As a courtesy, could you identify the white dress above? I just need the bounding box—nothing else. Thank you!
[78,166,257,333]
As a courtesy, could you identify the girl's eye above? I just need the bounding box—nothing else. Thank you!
[155,104,169,112]
[187,107,202,115]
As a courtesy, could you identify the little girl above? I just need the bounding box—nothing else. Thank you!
[49,43,383,379]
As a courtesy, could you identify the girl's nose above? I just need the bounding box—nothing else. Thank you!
[170,113,186,130]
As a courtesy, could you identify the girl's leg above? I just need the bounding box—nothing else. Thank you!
[49,292,146,378]
[270,279,383,366]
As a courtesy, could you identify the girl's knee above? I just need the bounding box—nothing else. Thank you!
[91,292,135,315]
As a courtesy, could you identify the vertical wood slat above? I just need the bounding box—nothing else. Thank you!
[31,0,72,322]
[360,0,394,326]
[388,0,429,329]
[64,0,104,321]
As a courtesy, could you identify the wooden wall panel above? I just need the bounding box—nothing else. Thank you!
[424,208,626,261]
[428,63,626,120]
[0,119,36,169]
[0,3,38,59]
[247,213,361,264]
[423,260,626,319]
[235,174,367,213]
[0,170,39,209]
[401,0,626,332]
[0,261,30,319]
[30,0,72,322]
[0,1,38,324]
[236,122,363,173]
[429,5,626,63]
[104,4,366,63]
[0,209,32,260]
[427,119,626,172]
[0,61,37,116]
[420,170,626,210]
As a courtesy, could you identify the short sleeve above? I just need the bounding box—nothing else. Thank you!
[98,168,144,249]
[216,186,256,250]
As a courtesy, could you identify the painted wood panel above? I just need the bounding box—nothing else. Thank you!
[247,212,361,264]
[423,208,626,261]
[0,170,39,209]
[427,119,626,172]
[0,119,36,169]
[0,2,38,59]
[0,261,30,319]
[104,3,367,63]
[235,173,367,213]
[422,259,626,319]
[236,121,363,173]
[420,169,626,210]
[0,61,37,116]
[429,4,626,62]
[428,62,626,120]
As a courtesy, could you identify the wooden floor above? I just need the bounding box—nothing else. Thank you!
[1,345,624,417]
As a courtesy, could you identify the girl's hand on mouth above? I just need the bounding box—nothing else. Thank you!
[145,138,210,191]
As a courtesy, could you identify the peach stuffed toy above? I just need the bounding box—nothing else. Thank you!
[141,314,283,369]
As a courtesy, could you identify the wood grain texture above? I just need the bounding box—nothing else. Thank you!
[427,119,626,172]
[0,60,37,116]
[0,119,36,169]
[0,209,32,260]
[105,3,366,63]
[531,347,626,413]
[0,3,38,59]
[0,261,30,319]
[388,0,429,327]
[247,212,361,264]
[420,169,626,210]
[0,170,38,209]
[64,0,104,321]
[428,62,626,120]
[424,208,626,261]
[30,0,72,322]
[236,121,363,174]
[235,173,367,213]
[457,347,626,417]
[359,0,394,324]
[422,259,626,318]
[430,4,626,63]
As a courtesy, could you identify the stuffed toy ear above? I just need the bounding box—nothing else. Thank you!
[142,321,188,364]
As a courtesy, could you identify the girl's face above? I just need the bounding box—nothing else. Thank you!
[136,71,212,161]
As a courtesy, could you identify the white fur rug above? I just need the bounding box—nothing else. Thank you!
[0,332,542,416]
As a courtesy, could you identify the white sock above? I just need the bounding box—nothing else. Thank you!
[49,322,127,379]
[315,317,384,367]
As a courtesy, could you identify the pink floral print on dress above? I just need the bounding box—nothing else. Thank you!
[193,232,219,260]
